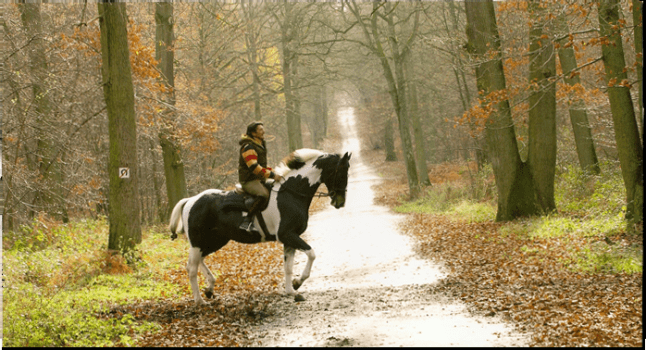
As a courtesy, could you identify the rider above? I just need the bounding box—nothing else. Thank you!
[238,121,283,232]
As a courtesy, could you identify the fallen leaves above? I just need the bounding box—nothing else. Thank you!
[399,214,642,347]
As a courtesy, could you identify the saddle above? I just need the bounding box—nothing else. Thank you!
[220,181,273,213]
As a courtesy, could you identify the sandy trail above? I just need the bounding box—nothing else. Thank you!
[248,107,528,347]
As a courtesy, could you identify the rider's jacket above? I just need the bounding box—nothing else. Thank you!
[239,135,274,183]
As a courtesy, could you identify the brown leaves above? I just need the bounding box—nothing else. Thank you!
[400,214,642,347]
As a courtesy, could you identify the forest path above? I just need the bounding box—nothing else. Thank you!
[247,107,529,346]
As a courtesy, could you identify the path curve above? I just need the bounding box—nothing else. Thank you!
[248,107,528,347]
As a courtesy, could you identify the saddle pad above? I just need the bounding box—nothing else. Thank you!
[220,191,248,212]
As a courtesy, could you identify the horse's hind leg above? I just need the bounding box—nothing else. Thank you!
[293,249,316,291]
[187,247,206,306]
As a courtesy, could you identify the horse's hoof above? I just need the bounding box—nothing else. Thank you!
[292,279,302,291]
[294,294,305,302]
[204,290,214,299]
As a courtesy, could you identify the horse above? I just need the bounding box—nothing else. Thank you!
[168,148,351,305]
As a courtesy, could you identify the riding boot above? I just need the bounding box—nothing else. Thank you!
[239,197,266,232]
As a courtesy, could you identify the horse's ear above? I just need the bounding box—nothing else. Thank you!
[342,152,351,163]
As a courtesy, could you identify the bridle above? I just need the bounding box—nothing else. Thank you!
[272,157,347,199]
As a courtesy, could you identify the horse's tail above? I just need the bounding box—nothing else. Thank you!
[169,197,190,240]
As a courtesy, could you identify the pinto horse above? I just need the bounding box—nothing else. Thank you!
[169,149,351,305]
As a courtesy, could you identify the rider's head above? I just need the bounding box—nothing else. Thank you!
[246,121,264,139]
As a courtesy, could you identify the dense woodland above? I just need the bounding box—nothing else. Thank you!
[1,0,643,252]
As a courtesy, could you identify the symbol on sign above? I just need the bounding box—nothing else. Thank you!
[119,167,130,179]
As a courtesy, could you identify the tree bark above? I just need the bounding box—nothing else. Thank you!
[278,3,303,152]
[155,2,187,222]
[99,2,142,253]
[556,14,601,174]
[18,2,68,223]
[405,54,431,186]
[465,0,540,221]
[597,0,643,224]
[375,2,420,198]
[384,115,397,161]
[632,0,643,134]
[527,0,557,213]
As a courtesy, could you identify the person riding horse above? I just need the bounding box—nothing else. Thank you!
[238,121,283,232]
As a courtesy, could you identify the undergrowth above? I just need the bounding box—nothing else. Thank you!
[393,161,642,274]
[3,217,186,347]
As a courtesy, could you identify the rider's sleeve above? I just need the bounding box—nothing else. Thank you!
[241,144,274,179]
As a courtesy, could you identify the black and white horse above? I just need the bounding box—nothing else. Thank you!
[169,149,351,305]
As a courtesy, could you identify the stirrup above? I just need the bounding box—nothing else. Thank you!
[239,218,257,232]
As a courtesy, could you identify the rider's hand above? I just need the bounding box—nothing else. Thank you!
[274,174,284,183]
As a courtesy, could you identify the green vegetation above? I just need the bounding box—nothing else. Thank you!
[393,161,642,274]
[3,217,186,347]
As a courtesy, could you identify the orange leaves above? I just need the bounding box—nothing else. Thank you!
[455,89,514,138]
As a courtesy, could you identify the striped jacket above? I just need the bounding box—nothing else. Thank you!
[238,135,274,183]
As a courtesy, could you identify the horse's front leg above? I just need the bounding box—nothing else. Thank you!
[283,246,297,295]
[281,233,314,294]
[293,248,315,291]
[199,260,216,299]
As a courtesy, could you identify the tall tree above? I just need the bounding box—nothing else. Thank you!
[555,12,600,174]
[347,0,421,198]
[527,0,557,213]
[18,2,68,222]
[273,2,305,152]
[405,52,431,186]
[155,1,187,221]
[465,0,540,221]
[98,2,142,253]
[632,0,643,131]
[597,0,643,225]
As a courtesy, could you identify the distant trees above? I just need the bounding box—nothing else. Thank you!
[346,0,421,199]
[2,0,642,234]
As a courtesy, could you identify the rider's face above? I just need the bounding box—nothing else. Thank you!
[252,125,265,140]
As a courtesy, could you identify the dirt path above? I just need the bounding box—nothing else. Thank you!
[247,107,529,347]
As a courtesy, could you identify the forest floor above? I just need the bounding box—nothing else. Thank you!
[119,104,642,347]
[99,105,641,347]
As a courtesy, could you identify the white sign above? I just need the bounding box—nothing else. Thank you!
[119,167,130,179]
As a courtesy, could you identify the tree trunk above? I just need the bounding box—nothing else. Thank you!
[465,0,540,221]
[556,14,601,175]
[598,0,643,225]
[155,2,187,221]
[99,2,142,253]
[279,4,303,152]
[405,54,431,186]
[379,3,420,198]
[18,2,68,222]
[632,0,643,135]
[384,115,397,161]
[527,0,557,213]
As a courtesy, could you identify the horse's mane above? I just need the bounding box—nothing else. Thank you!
[274,148,326,177]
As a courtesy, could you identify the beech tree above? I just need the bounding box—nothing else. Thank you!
[465,0,540,221]
[98,2,141,253]
[155,2,187,221]
[597,0,643,225]
[527,0,557,213]
[346,0,421,198]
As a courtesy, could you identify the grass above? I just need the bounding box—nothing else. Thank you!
[3,216,187,347]
[391,161,642,275]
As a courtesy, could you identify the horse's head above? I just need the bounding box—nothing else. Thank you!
[325,152,351,209]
